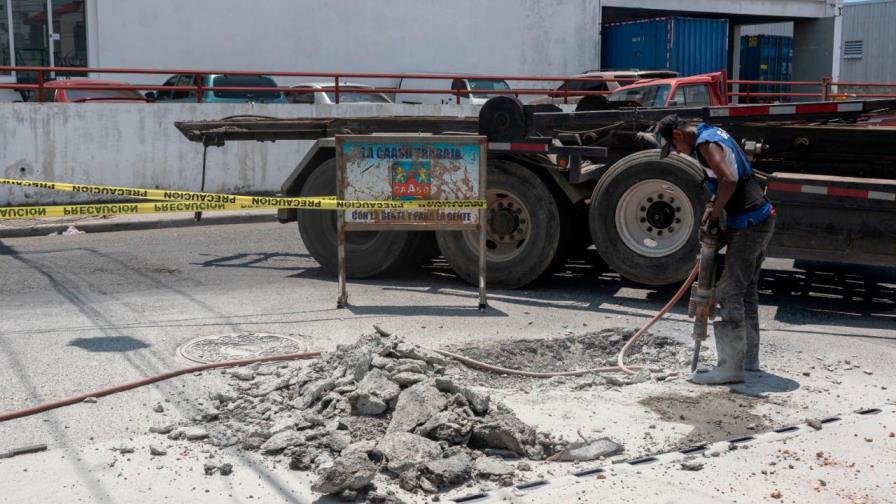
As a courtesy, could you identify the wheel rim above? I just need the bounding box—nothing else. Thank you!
[461,189,532,262]
[614,179,694,258]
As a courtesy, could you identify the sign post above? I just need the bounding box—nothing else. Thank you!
[335,135,488,309]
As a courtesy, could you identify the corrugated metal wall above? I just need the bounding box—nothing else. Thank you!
[670,17,729,76]
[841,0,896,83]
[601,18,671,71]
[601,17,728,76]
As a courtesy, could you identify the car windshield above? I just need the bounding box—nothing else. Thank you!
[324,91,390,103]
[608,84,671,107]
[211,75,282,100]
[467,79,511,98]
[64,88,146,101]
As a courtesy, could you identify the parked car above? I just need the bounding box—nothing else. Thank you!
[147,74,287,104]
[0,88,25,102]
[287,82,391,105]
[607,72,727,108]
[528,69,678,105]
[395,75,512,105]
[43,79,151,103]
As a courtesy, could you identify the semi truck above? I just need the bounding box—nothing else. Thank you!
[174,96,896,289]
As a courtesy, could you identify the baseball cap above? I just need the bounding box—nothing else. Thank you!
[653,114,680,158]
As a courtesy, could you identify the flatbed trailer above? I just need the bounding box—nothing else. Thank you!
[175,98,896,288]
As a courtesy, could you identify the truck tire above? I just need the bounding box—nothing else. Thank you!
[297,158,424,278]
[589,149,706,285]
[436,160,563,289]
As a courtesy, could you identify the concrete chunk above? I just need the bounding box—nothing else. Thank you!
[260,431,305,454]
[311,451,377,495]
[183,427,209,441]
[473,456,515,479]
[553,437,623,461]
[418,453,472,488]
[387,381,447,433]
[377,432,442,474]
[390,343,447,366]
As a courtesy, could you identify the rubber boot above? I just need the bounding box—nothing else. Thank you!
[743,317,760,372]
[690,320,745,385]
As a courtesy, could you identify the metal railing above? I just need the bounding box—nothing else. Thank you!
[0,65,638,104]
[3,65,896,104]
[728,77,896,102]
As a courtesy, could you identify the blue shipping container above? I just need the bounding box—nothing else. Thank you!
[601,17,729,77]
[739,35,793,102]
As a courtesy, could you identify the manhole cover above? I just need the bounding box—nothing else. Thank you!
[178,333,308,364]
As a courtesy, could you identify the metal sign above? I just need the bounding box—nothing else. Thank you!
[335,134,487,309]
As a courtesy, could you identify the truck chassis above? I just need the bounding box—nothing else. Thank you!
[175,98,896,288]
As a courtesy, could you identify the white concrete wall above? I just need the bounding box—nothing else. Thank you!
[86,0,602,89]
[0,103,477,205]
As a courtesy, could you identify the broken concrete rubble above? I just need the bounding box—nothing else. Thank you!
[183,427,208,441]
[473,456,515,479]
[348,368,400,416]
[550,437,624,462]
[260,430,305,454]
[163,331,641,497]
[311,451,378,495]
[387,381,448,433]
[418,453,472,490]
[377,432,442,473]
[470,403,540,457]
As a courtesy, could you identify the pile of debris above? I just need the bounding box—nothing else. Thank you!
[157,331,623,500]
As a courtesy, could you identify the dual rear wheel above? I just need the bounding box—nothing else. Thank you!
[296,150,704,288]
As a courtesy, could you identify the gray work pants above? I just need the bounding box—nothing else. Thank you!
[716,214,776,370]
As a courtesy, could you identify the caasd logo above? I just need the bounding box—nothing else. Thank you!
[391,160,432,200]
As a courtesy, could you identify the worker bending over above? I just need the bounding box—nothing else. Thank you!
[654,115,776,385]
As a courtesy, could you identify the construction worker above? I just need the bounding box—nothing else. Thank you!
[654,115,776,384]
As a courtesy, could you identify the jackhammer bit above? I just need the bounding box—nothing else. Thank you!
[688,231,720,372]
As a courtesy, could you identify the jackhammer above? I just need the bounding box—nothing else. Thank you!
[687,224,721,372]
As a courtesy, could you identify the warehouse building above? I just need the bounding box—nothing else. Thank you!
[839,0,896,83]
[0,0,856,88]
[732,1,896,95]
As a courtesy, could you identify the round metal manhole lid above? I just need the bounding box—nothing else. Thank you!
[178,333,308,364]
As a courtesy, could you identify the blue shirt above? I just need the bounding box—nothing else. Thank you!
[695,123,774,229]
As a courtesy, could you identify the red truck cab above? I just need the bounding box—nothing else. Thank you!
[608,72,728,107]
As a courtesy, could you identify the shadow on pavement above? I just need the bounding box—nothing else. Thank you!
[762,260,895,331]
[68,336,150,352]
[346,303,507,317]
[193,251,311,270]
[132,240,896,334]
[728,371,801,397]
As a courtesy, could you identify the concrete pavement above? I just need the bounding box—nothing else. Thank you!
[476,407,896,503]
[0,221,893,502]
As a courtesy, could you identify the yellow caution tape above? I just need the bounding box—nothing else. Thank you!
[0,178,487,220]
[0,201,259,219]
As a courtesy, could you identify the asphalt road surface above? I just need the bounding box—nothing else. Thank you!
[1,221,894,503]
